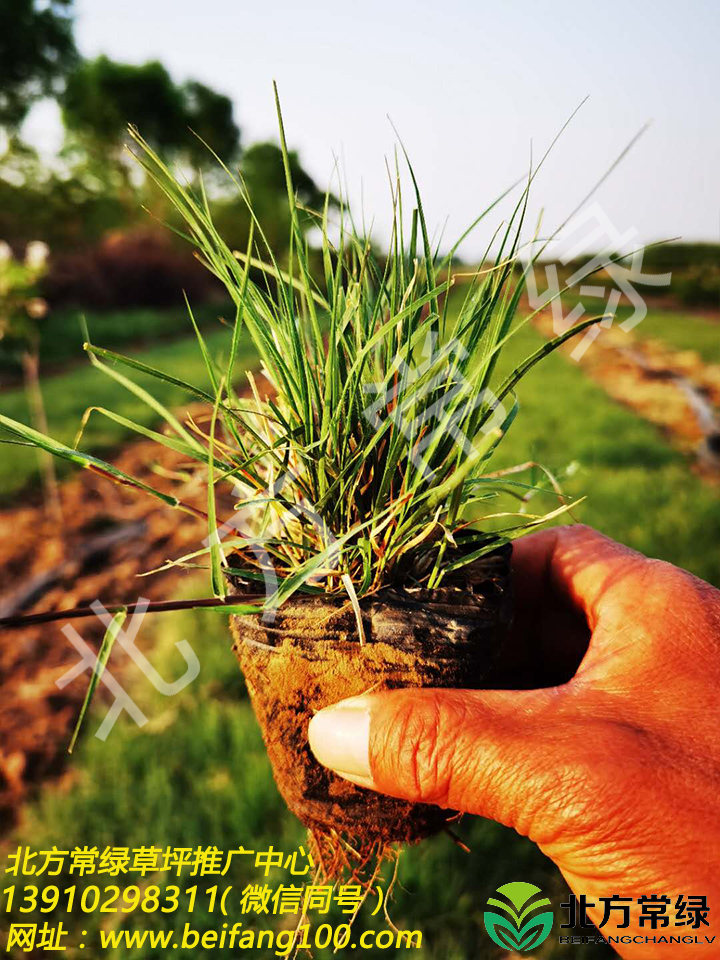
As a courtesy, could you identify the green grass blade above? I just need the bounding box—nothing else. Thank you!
[0,413,202,516]
[68,609,127,754]
[207,380,226,599]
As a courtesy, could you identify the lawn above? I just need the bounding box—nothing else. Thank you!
[561,295,720,363]
[491,316,720,586]
[5,580,601,960]
[0,315,251,501]
[626,305,720,363]
[0,302,231,376]
[3,300,718,958]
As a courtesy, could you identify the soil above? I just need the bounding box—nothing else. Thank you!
[0,402,232,833]
[532,311,720,479]
[229,547,512,877]
[3,307,716,837]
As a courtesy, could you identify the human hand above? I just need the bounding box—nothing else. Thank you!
[308,525,720,957]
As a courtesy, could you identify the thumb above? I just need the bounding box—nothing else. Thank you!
[309,686,572,831]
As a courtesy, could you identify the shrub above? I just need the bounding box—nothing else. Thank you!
[43,228,221,309]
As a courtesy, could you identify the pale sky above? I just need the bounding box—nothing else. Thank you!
[23,0,720,259]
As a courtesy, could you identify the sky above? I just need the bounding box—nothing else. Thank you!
[23,0,720,260]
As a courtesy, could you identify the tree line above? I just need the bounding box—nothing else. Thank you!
[0,0,329,270]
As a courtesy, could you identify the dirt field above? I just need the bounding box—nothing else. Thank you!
[0,407,234,832]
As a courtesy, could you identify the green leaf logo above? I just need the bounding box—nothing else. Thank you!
[483,881,553,952]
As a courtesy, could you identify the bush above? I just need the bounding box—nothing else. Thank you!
[43,228,221,309]
[673,265,720,307]
[551,242,720,308]
[640,241,720,274]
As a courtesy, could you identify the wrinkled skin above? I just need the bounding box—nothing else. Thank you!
[316,526,720,958]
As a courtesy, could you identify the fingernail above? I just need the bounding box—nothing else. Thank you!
[308,695,376,790]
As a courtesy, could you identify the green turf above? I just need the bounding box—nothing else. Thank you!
[490,319,720,586]
[0,303,231,375]
[4,305,717,958]
[561,296,720,364]
[5,581,604,959]
[630,306,720,363]
[0,320,253,501]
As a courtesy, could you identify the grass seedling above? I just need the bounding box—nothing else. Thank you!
[0,93,618,756]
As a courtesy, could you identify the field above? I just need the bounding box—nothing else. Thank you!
[560,295,720,363]
[2,302,718,579]
[1,299,718,958]
[2,3,718,955]
[0,306,244,499]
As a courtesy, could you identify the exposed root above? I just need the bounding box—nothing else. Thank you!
[307,827,397,884]
[443,822,471,853]
[229,549,512,873]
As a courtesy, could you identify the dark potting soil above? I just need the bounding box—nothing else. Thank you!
[228,546,512,874]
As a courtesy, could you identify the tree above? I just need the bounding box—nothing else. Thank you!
[0,139,128,249]
[61,56,240,169]
[214,141,332,253]
[242,142,329,211]
[0,241,61,521]
[182,81,240,169]
[0,0,77,128]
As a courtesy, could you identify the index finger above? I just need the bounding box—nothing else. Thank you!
[511,524,648,628]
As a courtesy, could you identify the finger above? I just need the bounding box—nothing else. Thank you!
[512,524,649,629]
[309,686,586,835]
[491,527,591,688]
[491,525,637,686]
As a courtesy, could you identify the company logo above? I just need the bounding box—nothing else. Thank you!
[483,881,553,952]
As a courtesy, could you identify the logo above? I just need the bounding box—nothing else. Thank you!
[483,881,553,952]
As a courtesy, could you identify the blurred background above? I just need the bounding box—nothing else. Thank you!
[0,1,718,957]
